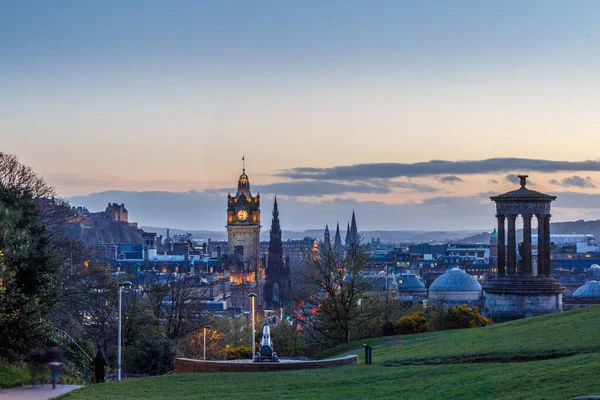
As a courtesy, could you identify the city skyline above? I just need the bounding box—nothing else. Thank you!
[3,1,600,229]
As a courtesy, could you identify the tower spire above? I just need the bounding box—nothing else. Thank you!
[323,224,331,252]
[334,222,343,253]
[273,195,279,219]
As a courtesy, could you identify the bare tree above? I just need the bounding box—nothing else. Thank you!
[294,240,378,344]
[140,273,210,340]
[0,152,55,198]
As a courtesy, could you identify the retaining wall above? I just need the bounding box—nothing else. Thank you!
[174,355,358,373]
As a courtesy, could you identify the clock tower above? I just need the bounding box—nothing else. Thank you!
[227,167,261,270]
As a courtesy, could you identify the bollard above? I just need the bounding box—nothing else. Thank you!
[363,344,372,365]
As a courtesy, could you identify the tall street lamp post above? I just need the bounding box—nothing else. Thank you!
[203,325,212,360]
[249,293,257,360]
[118,281,133,381]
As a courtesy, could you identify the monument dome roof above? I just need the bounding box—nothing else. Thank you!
[429,267,482,293]
[572,280,600,299]
[490,175,556,202]
[398,274,426,293]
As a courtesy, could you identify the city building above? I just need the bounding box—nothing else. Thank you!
[225,165,264,310]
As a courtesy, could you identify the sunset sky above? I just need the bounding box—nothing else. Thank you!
[2,1,600,231]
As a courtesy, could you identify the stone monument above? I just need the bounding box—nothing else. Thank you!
[483,175,564,321]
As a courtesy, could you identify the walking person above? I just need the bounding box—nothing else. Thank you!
[45,344,62,389]
[93,350,107,383]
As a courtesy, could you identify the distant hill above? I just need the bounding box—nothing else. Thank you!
[458,219,600,244]
[551,219,600,237]
[67,218,600,247]
[140,226,487,243]
[458,231,492,244]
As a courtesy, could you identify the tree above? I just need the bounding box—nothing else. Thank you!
[270,321,306,357]
[294,240,377,344]
[78,263,120,356]
[0,152,55,199]
[0,186,60,361]
[140,273,210,340]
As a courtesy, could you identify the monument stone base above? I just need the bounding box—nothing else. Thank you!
[483,276,564,322]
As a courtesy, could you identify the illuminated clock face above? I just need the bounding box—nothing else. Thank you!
[237,210,248,221]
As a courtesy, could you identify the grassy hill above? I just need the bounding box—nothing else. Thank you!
[58,306,600,400]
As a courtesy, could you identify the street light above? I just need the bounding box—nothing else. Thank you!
[118,281,133,381]
[248,293,257,360]
[203,325,212,360]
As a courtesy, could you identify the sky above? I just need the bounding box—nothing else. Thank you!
[2,1,600,231]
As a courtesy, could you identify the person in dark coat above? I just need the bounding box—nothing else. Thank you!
[93,351,107,383]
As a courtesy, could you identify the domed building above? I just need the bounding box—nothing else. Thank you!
[564,280,600,310]
[572,280,600,299]
[428,267,482,303]
[369,272,399,298]
[397,274,427,300]
[585,265,600,281]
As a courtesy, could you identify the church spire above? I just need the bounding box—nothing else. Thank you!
[334,222,343,253]
[323,225,331,252]
[346,211,359,248]
[344,221,351,247]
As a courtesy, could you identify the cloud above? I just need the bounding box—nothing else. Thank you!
[504,174,520,185]
[549,175,596,188]
[217,179,440,197]
[553,192,600,209]
[439,175,464,184]
[254,180,392,197]
[278,158,600,181]
[505,174,534,186]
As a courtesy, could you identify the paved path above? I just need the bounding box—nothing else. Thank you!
[0,384,83,400]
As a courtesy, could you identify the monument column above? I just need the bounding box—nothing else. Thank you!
[496,214,506,276]
[536,214,545,277]
[507,214,517,275]
[522,214,533,275]
[544,214,552,277]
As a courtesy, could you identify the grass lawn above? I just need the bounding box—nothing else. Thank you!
[58,306,600,400]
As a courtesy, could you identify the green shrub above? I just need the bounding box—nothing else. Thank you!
[226,346,252,360]
[395,313,428,334]
[380,321,396,336]
[443,305,492,330]
[124,337,176,375]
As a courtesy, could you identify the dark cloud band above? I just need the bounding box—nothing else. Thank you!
[278,158,600,181]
